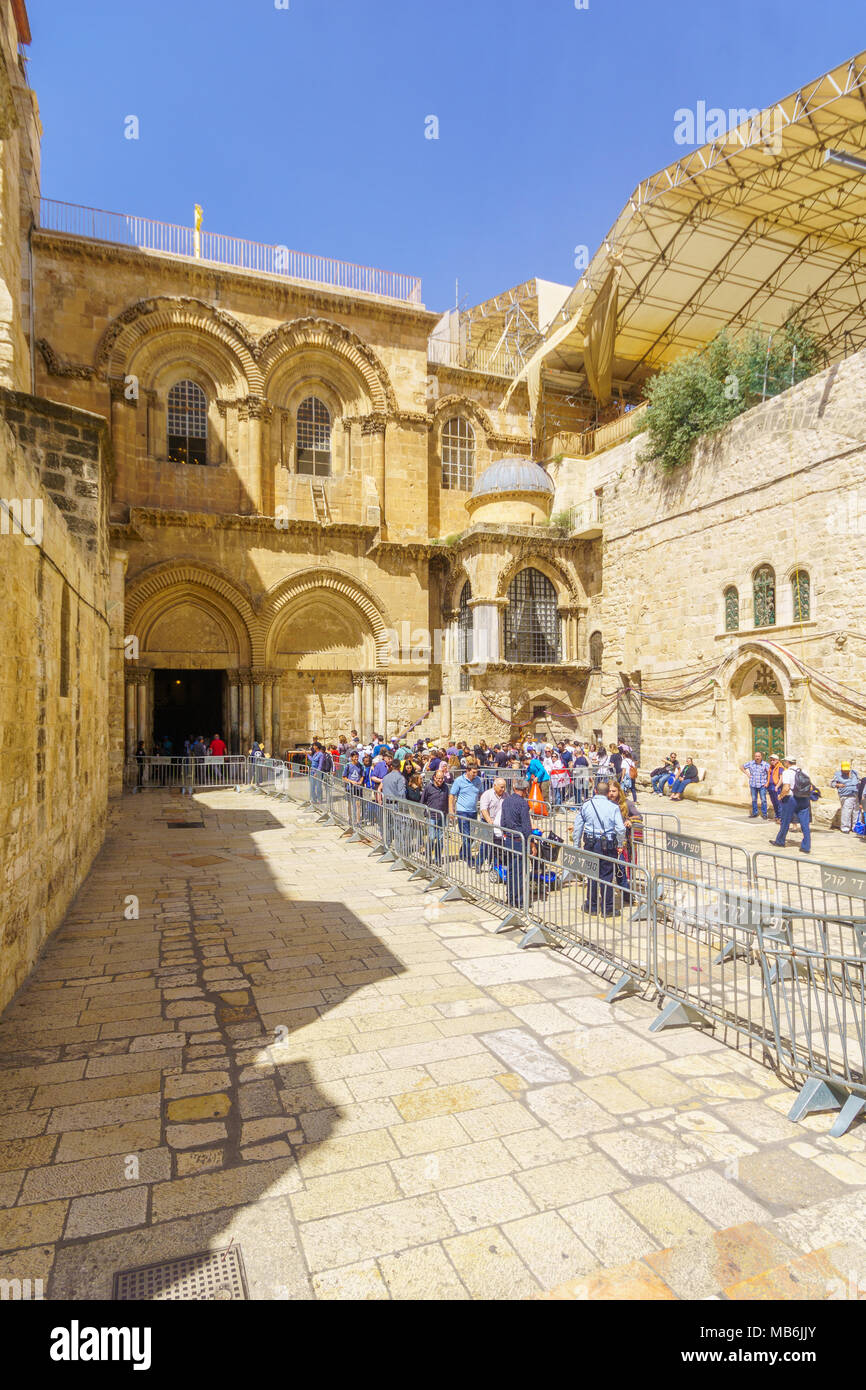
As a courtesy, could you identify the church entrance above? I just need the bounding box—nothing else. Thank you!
[152,669,225,751]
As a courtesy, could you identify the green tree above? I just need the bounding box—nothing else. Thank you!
[638,318,819,472]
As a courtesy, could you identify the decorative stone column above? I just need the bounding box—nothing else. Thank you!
[238,670,253,751]
[375,675,388,736]
[250,668,270,744]
[125,676,138,757]
[271,672,282,759]
[352,672,363,734]
[127,669,152,749]
[226,670,241,753]
[362,416,387,535]
[470,598,505,666]
[362,675,375,740]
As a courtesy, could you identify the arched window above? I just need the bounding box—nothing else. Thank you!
[441,417,475,491]
[724,586,739,632]
[297,396,331,476]
[791,569,810,622]
[505,568,560,664]
[589,631,603,669]
[753,565,776,628]
[167,380,208,465]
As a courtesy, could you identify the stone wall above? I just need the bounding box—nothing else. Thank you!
[0,387,110,1012]
[551,349,866,814]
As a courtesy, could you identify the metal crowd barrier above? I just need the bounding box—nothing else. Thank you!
[126,755,251,792]
[214,766,866,1137]
[759,909,866,1136]
[523,843,653,999]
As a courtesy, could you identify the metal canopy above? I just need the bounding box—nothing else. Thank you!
[544,50,866,391]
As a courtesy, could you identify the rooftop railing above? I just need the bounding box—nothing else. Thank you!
[38,198,423,305]
[427,336,522,378]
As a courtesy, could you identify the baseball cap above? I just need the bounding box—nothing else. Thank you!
[842,761,852,770]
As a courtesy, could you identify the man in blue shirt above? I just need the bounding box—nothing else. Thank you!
[742,751,770,819]
[449,763,482,866]
[574,780,626,915]
[343,750,363,827]
[500,779,533,908]
[310,741,326,803]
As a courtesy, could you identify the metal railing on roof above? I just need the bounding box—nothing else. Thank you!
[428,336,522,378]
[548,404,648,459]
[37,199,423,305]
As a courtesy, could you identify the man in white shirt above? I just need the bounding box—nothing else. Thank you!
[478,777,506,871]
[770,757,812,854]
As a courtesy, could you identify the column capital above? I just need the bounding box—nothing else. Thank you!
[125,668,152,686]
[250,667,281,686]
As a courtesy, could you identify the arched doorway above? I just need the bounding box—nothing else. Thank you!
[731,658,787,759]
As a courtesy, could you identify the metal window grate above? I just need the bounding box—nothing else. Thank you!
[168,379,208,465]
[505,568,560,664]
[113,1247,249,1301]
[791,569,810,622]
[442,416,475,491]
[753,565,776,628]
[724,586,739,632]
[297,395,331,476]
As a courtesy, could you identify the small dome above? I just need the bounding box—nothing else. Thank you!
[470,457,554,501]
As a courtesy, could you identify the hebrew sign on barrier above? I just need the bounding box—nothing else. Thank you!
[559,845,601,876]
[665,831,702,860]
[820,865,866,901]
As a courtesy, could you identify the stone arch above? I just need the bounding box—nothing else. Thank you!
[126,563,257,665]
[723,641,799,764]
[495,553,580,605]
[443,562,473,615]
[258,317,397,414]
[261,568,393,666]
[433,395,496,440]
[96,297,261,394]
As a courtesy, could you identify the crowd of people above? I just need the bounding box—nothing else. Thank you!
[305,730,643,914]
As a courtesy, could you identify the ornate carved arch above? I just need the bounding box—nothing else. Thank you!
[96,297,261,393]
[261,567,393,666]
[258,317,397,414]
[725,641,798,700]
[125,562,259,663]
[433,395,496,439]
[495,552,581,605]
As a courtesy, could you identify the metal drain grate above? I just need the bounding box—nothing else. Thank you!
[113,1246,248,1301]
[165,822,204,829]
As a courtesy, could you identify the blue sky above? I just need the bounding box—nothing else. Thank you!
[27,0,866,313]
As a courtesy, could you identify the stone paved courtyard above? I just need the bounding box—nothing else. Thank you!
[1,786,865,1301]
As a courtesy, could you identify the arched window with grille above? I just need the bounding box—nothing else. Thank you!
[753,565,776,628]
[297,396,331,476]
[167,379,208,465]
[441,417,475,491]
[589,631,603,669]
[791,569,810,622]
[505,568,560,664]
[724,586,739,632]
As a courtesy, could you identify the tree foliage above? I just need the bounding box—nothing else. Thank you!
[638,319,819,472]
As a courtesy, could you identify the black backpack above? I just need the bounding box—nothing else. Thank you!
[792,768,812,798]
[320,751,334,774]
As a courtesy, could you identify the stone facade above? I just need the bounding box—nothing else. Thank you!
[550,352,866,817]
[31,233,595,763]
[0,389,111,1012]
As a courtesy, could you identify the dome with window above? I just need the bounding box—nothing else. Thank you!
[466,457,555,524]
